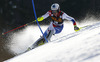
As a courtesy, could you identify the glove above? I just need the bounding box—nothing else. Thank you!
[74,25,79,30]
[35,17,44,22]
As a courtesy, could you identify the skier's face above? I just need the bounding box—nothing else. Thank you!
[52,10,58,16]
[53,12,58,16]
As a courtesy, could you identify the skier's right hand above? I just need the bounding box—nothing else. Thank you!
[35,17,44,22]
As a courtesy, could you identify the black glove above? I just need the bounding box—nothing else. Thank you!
[74,25,79,30]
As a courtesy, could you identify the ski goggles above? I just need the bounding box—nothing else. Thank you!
[52,10,58,13]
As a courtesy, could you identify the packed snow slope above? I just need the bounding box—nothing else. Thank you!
[4,20,100,62]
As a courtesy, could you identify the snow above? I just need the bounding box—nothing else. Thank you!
[4,20,100,62]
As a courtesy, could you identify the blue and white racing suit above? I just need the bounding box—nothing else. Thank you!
[42,10,77,40]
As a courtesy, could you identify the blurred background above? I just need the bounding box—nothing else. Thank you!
[0,0,100,62]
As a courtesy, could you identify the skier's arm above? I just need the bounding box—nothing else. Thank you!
[62,13,79,30]
[35,12,49,22]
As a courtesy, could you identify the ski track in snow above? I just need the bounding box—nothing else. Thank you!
[4,20,100,62]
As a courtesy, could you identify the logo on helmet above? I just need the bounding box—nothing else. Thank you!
[52,5,56,8]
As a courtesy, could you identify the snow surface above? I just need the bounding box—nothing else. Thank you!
[4,19,100,62]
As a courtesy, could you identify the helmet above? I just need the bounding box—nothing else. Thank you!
[51,3,60,13]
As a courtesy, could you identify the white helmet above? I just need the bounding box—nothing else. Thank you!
[51,3,60,12]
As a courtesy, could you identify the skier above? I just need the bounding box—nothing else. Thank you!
[29,3,79,49]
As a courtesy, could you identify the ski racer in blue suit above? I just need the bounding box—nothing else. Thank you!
[30,3,79,49]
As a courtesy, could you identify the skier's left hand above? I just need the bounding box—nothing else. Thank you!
[74,25,79,30]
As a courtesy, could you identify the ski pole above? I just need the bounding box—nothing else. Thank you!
[2,21,35,35]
